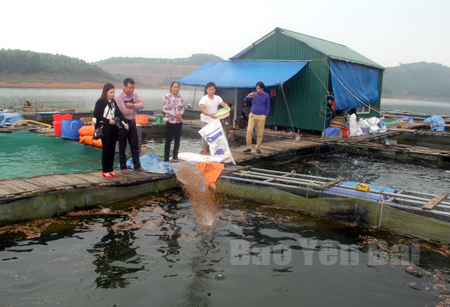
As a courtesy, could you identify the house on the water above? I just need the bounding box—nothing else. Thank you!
[178,27,384,133]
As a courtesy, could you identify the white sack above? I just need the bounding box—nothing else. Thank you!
[198,119,235,164]
[349,114,363,137]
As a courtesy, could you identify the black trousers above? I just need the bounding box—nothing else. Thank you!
[119,120,141,169]
[101,123,118,173]
[164,122,182,162]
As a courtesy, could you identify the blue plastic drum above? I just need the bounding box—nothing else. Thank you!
[61,119,84,140]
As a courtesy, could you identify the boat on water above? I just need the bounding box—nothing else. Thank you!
[19,98,92,116]
[22,106,77,113]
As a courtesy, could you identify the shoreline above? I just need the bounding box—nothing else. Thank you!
[2,82,447,101]
[0,81,161,89]
[0,81,199,90]
[0,81,111,89]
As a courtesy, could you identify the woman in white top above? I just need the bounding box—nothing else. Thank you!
[198,82,228,155]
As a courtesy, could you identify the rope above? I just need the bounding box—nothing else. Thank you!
[306,180,316,199]
[378,200,385,231]
[188,87,197,126]
[308,63,328,91]
[280,82,295,132]
[290,170,296,177]
[307,180,316,188]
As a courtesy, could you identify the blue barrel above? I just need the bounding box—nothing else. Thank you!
[61,119,84,140]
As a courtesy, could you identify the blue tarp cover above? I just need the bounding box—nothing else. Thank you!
[424,115,445,132]
[330,60,379,110]
[177,61,307,88]
[0,111,25,126]
[124,153,174,174]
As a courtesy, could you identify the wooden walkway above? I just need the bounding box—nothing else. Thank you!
[230,139,322,164]
[0,170,173,200]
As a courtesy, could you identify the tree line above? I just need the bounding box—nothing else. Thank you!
[94,53,224,66]
[383,62,450,101]
[0,49,116,80]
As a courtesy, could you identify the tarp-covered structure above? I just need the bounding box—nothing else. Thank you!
[178,61,307,88]
[330,60,380,110]
[179,27,384,132]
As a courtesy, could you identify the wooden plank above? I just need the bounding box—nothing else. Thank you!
[318,177,346,190]
[9,179,42,191]
[0,183,24,194]
[0,187,10,196]
[52,174,85,185]
[72,173,103,183]
[123,171,149,179]
[0,181,28,193]
[34,176,70,188]
[22,178,49,188]
[422,193,449,210]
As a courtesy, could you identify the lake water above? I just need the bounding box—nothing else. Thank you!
[1,87,449,116]
[381,98,450,116]
[1,185,449,306]
[1,88,450,306]
[0,87,204,112]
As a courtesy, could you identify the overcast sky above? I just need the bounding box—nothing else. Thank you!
[2,0,449,68]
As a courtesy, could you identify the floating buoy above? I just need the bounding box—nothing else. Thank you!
[356,183,370,192]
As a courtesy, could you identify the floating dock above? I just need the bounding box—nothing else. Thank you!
[217,168,450,244]
[0,170,178,224]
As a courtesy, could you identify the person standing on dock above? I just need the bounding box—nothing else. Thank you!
[162,81,185,162]
[199,82,229,155]
[116,78,147,173]
[243,81,270,154]
[94,83,129,178]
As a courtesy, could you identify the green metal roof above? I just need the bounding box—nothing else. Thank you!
[231,27,384,70]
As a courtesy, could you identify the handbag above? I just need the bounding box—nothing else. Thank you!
[93,125,104,139]
[92,103,110,139]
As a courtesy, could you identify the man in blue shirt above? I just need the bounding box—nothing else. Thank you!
[243,81,270,154]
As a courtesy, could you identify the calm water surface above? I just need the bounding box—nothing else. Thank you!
[1,88,449,116]
[0,87,203,112]
[1,190,449,307]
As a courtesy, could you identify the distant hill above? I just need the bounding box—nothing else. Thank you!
[94,53,224,65]
[95,53,224,87]
[0,49,117,84]
[382,62,450,101]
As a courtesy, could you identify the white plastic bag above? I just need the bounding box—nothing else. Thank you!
[198,119,235,164]
[349,114,363,137]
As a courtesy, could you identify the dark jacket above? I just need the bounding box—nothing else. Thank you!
[93,98,126,129]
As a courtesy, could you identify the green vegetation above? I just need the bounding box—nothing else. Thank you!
[94,53,224,65]
[383,62,450,101]
[0,49,117,83]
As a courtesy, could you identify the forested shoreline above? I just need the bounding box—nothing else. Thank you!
[0,49,449,102]
[382,62,450,101]
[0,49,117,83]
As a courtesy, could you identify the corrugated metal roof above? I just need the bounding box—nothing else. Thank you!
[231,28,384,70]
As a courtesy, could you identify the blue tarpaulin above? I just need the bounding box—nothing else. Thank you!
[330,60,379,110]
[124,153,174,174]
[424,115,445,132]
[177,61,307,88]
[0,110,25,126]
